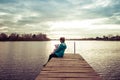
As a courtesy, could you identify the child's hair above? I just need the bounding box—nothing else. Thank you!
[60,37,65,42]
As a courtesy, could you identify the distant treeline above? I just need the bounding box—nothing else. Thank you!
[0,33,50,41]
[68,35,120,41]
[94,35,120,41]
[1,33,120,41]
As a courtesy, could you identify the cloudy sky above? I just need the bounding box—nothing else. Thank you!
[0,0,120,39]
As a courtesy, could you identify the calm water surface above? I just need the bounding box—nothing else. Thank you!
[0,41,120,80]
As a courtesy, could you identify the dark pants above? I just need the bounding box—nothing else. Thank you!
[48,54,58,62]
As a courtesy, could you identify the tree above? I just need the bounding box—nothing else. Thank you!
[8,33,19,41]
[0,33,8,41]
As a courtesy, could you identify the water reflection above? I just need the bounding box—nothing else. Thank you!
[75,41,120,80]
[0,41,120,80]
[0,42,49,80]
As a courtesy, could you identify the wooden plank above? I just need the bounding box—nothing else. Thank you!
[35,78,101,80]
[42,68,94,73]
[42,67,94,71]
[39,72,99,78]
[35,54,103,80]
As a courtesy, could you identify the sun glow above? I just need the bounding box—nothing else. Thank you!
[49,19,105,29]
[47,19,120,39]
[50,20,88,29]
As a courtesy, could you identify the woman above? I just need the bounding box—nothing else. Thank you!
[44,37,67,66]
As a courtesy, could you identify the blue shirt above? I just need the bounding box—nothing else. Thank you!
[54,43,67,57]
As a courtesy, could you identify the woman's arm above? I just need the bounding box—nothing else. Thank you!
[54,44,63,53]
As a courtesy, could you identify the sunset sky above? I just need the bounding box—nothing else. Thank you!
[0,0,120,39]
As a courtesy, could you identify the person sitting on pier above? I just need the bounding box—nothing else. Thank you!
[44,37,67,66]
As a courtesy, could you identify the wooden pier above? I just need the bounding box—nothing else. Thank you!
[35,54,103,80]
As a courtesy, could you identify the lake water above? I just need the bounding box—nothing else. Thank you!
[0,41,120,80]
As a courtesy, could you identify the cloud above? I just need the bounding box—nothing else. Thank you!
[104,13,120,24]
[0,0,17,4]
[0,0,120,38]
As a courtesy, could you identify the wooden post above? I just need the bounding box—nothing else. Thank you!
[74,41,76,54]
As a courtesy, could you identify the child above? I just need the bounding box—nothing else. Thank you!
[43,37,67,67]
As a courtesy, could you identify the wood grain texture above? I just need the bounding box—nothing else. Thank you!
[35,54,103,80]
